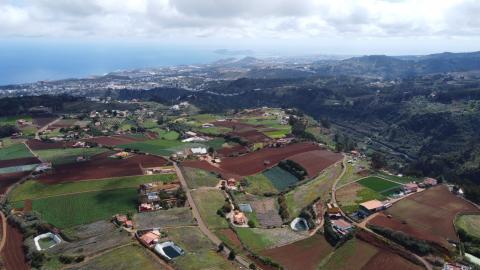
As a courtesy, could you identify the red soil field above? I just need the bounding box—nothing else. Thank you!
[362,251,422,270]
[0,157,41,168]
[385,185,480,242]
[288,150,343,178]
[217,229,242,250]
[32,116,57,127]
[218,142,321,176]
[213,120,258,132]
[216,145,250,157]
[368,214,450,251]
[26,139,75,150]
[38,152,168,183]
[260,234,333,270]
[181,160,240,180]
[83,135,146,147]
[1,222,29,270]
[0,172,30,194]
[229,130,271,144]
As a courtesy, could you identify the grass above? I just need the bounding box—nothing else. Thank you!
[119,139,203,156]
[182,167,220,189]
[263,129,290,139]
[456,215,480,238]
[374,172,420,184]
[0,115,32,125]
[349,187,385,213]
[167,227,237,270]
[358,176,401,194]
[245,173,279,195]
[9,174,177,201]
[319,238,378,270]
[286,164,341,218]
[191,189,229,229]
[203,138,228,150]
[235,227,274,252]
[74,244,164,270]
[18,188,139,228]
[34,147,107,165]
[155,129,180,140]
[263,166,299,191]
[0,164,38,174]
[336,183,386,214]
[0,143,33,160]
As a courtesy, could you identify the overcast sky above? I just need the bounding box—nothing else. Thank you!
[1,0,479,55]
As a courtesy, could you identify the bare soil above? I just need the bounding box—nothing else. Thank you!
[0,157,41,168]
[1,221,29,270]
[287,150,343,178]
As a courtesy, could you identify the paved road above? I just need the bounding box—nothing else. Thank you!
[174,163,250,269]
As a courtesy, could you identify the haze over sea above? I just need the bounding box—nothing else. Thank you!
[0,40,223,86]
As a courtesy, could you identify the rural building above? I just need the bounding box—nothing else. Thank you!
[232,210,247,225]
[138,182,182,211]
[114,214,133,228]
[327,203,342,218]
[359,200,385,214]
[138,230,161,247]
[189,147,207,155]
[423,178,438,187]
[443,262,471,270]
[331,218,353,235]
[403,183,419,193]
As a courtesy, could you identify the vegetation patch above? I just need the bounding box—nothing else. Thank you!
[0,143,33,160]
[235,227,274,252]
[182,167,220,189]
[336,183,385,214]
[456,215,480,239]
[10,174,176,201]
[191,189,229,229]
[34,147,107,165]
[357,176,401,196]
[262,166,299,191]
[244,173,279,195]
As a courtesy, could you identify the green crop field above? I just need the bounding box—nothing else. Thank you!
[263,166,299,191]
[456,215,480,238]
[263,128,290,139]
[34,147,107,165]
[0,143,34,160]
[119,139,203,156]
[166,227,237,270]
[19,188,139,228]
[245,173,279,195]
[155,129,180,140]
[10,174,176,202]
[191,189,229,230]
[182,167,220,189]
[235,227,274,252]
[373,172,420,184]
[0,115,32,125]
[358,176,401,195]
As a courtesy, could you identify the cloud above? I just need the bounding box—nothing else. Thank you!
[0,0,478,40]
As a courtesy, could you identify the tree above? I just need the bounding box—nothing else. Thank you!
[248,220,255,228]
[228,250,236,260]
[371,152,387,170]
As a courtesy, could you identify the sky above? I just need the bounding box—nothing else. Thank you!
[0,0,479,84]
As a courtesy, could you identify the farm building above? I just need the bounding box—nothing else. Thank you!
[403,183,419,193]
[359,200,385,214]
[327,203,342,218]
[138,230,162,247]
[423,177,438,187]
[331,218,353,235]
[114,214,133,228]
[138,182,182,211]
[232,210,247,225]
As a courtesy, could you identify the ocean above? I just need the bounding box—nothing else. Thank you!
[0,40,223,85]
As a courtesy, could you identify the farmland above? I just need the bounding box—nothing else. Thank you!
[245,173,279,195]
[181,167,220,188]
[336,182,385,214]
[16,188,139,228]
[0,172,30,194]
[35,147,107,165]
[287,150,343,178]
[0,143,33,160]
[119,139,203,156]
[456,214,480,238]
[385,185,480,243]
[261,235,333,270]
[286,163,342,218]
[10,174,176,201]
[166,227,237,270]
[262,166,299,191]
[84,135,146,146]
[191,188,229,229]
[68,244,165,270]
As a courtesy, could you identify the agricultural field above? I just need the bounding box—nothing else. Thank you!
[182,167,220,189]
[191,188,229,229]
[357,176,402,196]
[287,150,343,178]
[215,228,243,253]
[336,182,385,214]
[385,185,480,243]
[319,236,423,270]
[15,188,139,228]
[337,160,370,187]
[262,166,299,191]
[286,163,342,218]
[235,227,275,252]
[0,172,30,194]
[34,147,107,165]
[155,129,179,140]
[119,139,203,156]
[165,227,237,270]
[10,174,176,201]
[134,207,195,230]
[260,234,333,270]
[0,143,34,160]
[456,214,480,238]
[0,115,32,125]
[68,244,166,270]
[373,172,420,184]
[244,173,279,195]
